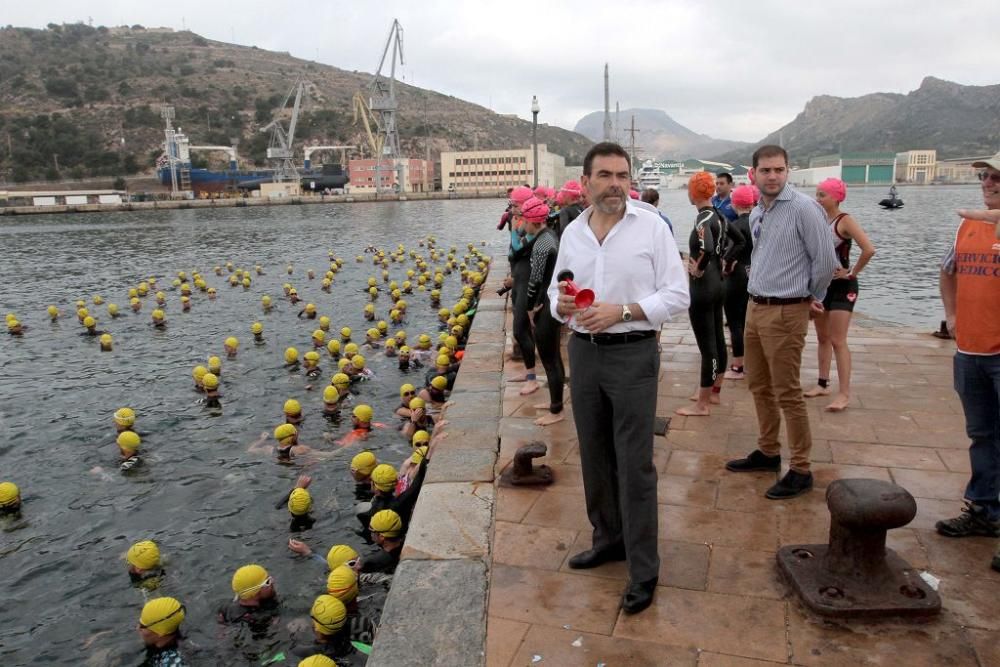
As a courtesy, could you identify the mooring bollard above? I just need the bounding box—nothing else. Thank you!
[777,478,941,618]
[498,441,553,487]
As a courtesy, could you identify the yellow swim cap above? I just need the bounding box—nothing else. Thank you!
[431,375,449,391]
[0,481,20,508]
[310,594,347,635]
[108,303,119,316]
[155,291,166,301]
[262,295,272,306]
[83,316,96,328]
[251,322,263,335]
[306,303,316,313]
[322,385,338,403]
[341,327,351,339]
[326,340,341,355]
[370,509,403,537]
[140,597,185,636]
[284,347,299,364]
[411,445,429,465]
[114,407,136,427]
[288,488,312,516]
[130,297,140,306]
[321,278,331,288]
[399,345,411,354]
[326,565,358,603]
[394,331,407,343]
[351,354,365,370]
[331,373,350,388]
[409,397,428,412]
[367,277,377,287]
[353,404,373,424]
[126,540,161,570]
[274,423,297,442]
[326,544,360,571]
[152,309,165,320]
[319,316,330,329]
[117,431,141,452]
[298,654,337,667]
[445,335,458,350]
[412,430,430,446]
[202,372,219,390]
[225,337,239,350]
[284,399,302,416]
[100,333,112,347]
[344,343,359,357]
[232,564,270,599]
[312,329,326,343]
[438,308,450,318]
[384,338,396,348]
[47,305,59,318]
[436,355,451,367]
[351,451,378,476]
[389,309,400,320]
[365,304,375,313]
[304,351,320,363]
[337,358,350,371]
[366,328,379,338]
[208,356,222,374]
[370,464,398,492]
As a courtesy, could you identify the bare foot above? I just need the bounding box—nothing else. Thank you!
[534,412,565,426]
[519,380,539,396]
[676,404,711,416]
[690,392,720,404]
[825,394,850,412]
[803,386,830,398]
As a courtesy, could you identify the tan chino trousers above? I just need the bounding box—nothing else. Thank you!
[744,302,813,472]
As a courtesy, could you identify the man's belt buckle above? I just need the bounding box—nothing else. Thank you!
[589,333,597,344]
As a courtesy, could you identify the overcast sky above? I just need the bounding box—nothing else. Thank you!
[7,1,995,142]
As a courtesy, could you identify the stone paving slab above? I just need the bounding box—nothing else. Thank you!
[486,318,1000,666]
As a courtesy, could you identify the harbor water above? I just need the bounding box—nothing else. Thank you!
[0,185,978,664]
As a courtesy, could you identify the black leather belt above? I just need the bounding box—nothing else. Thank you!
[573,330,656,345]
[750,295,811,305]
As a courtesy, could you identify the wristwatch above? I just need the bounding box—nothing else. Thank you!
[621,304,633,322]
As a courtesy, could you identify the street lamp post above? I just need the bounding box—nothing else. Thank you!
[531,95,540,188]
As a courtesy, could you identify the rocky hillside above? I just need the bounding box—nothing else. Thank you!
[715,77,1000,167]
[575,108,748,161]
[0,24,593,183]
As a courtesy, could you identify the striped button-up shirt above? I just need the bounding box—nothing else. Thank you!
[747,184,839,301]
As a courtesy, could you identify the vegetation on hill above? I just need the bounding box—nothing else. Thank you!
[0,24,593,183]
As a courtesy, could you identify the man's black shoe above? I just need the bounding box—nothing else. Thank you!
[765,470,813,499]
[567,545,626,569]
[726,450,781,473]
[622,577,658,614]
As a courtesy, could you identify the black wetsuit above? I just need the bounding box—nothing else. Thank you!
[724,212,753,360]
[356,459,427,531]
[217,597,280,638]
[689,207,730,388]
[510,231,538,370]
[524,226,565,414]
[360,542,403,574]
[556,203,584,238]
[823,213,859,312]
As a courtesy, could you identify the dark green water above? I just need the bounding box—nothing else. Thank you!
[0,199,505,666]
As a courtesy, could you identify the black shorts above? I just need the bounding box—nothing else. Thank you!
[823,278,859,312]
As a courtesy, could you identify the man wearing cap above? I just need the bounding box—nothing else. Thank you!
[936,150,1000,574]
[549,142,689,614]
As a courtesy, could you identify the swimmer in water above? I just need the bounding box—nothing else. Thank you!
[401,397,433,439]
[419,374,450,408]
[180,295,191,311]
[311,329,326,350]
[126,540,165,589]
[251,322,264,344]
[151,309,166,329]
[285,399,304,425]
[303,351,322,380]
[318,316,331,333]
[130,297,142,313]
[299,303,318,319]
[117,431,142,471]
[280,475,315,532]
[207,287,217,300]
[192,365,207,393]
[99,333,113,351]
[363,304,376,322]
[114,407,137,434]
[340,327,352,345]
[0,481,22,515]
[218,564,281,632]
[383,338,398,358]
[284,347,301,370]
[325,340,340,361]
[363,328,381,349]
[81,316,106,337]
[202,372,221,408]
[224,337,239,358]
[262,295,273,312]
[398,345,413,370]
[289,289,302,305]
[138,597,187,666]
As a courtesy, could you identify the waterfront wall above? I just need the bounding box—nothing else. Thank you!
[367,267,507,666]
[0,190,507,216]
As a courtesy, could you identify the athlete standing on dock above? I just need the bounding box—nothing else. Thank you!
[549,142,688,614]
[725,145,839,500]
[936,151,1000,574]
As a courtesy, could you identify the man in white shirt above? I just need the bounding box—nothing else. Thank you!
[547,142,689,614]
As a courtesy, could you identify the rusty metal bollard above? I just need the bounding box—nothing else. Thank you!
[499,441,553,487]
[777,478,941,618]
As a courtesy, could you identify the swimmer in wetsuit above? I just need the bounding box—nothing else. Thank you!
[723,185,758,380]
[138,597,187,667]
[804,178,876,412]
[126,540,165,591]
[678,171,745,416]
[218,564,281,638]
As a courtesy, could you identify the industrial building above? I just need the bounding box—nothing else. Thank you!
[440,145,566,193]
[934,155,992,184]
[895,150,937,184]
[347,158,431,193]
[805,152,897,185]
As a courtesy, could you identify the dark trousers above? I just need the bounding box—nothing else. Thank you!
[511,259,535,369]
[954,352,1000,520]
[568,335,660,583]
[724,265,749,359]
[532,302,565,413]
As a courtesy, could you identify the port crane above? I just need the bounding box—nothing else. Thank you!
[261,80,304,183]
[354,19,405,193]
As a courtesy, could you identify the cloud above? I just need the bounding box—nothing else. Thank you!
[6,0,996,142]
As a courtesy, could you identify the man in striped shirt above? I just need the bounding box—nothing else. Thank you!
[725,145,839,499]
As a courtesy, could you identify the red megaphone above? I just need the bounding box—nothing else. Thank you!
[557,270,595,309]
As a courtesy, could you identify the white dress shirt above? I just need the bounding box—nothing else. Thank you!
[547,199,690,333]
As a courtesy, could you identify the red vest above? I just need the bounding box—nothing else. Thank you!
[954,218,1000,355]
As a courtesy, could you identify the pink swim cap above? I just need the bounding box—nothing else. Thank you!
[510,186,533,205]
[554,190,568,206]
[817,178,847,202]
[533,186,548,199]
[561,180,582,194]
[520,196,550,223]
[629,189,639,199]
[731,185,757,208]
[545,187,557,199]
